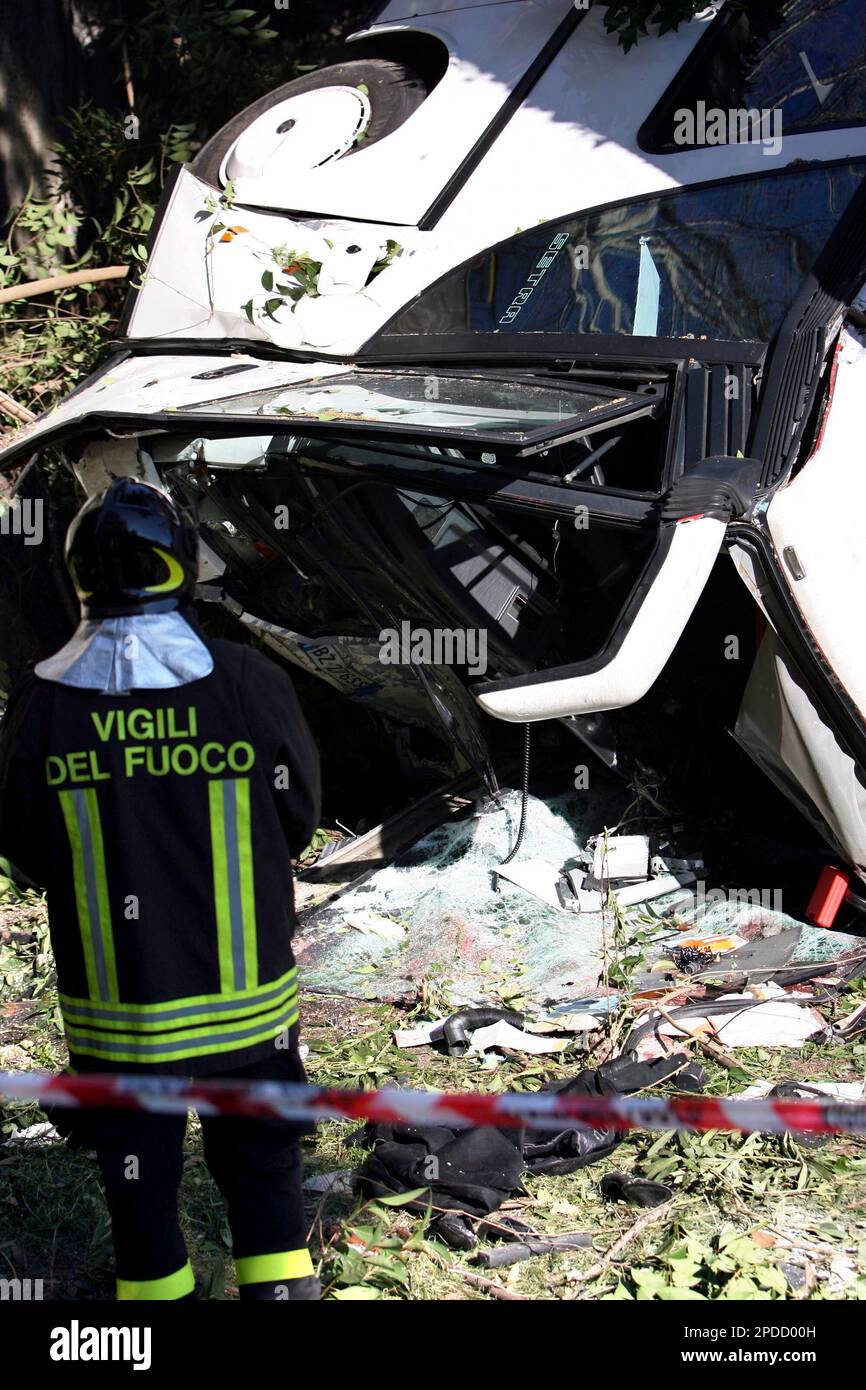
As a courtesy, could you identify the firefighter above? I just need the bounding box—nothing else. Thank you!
[0,477,321,1300]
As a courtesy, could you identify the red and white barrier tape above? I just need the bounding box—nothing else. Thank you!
[1,1070,864,1135]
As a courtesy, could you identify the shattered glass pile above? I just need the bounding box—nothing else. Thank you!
[294,791,864,1009]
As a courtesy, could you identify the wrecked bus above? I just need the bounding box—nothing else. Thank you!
[2,0,866,891]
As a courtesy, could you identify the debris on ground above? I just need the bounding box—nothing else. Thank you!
[5,785,866,1300]
[463,1019,572,1056]
[600,1171,673,1208]
[631,984,829,1058]
[294,789,866,1024]
[342,911,406,942]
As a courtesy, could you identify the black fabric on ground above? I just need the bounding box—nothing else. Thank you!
[358,1122,524,1216]
[476,1231,594,1268]
[600,1170,673,1207]
[432,1211,534,1251]
[358,1051,699,1216]
[522,1052,695,1177]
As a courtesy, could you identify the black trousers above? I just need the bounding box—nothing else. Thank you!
[87,1043,313,1298]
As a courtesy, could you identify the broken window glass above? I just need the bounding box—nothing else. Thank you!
[177,371,659,451]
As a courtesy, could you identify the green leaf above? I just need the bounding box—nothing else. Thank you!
[719,1274,768,1300]
[718,1236,764,1266]
[331,1286,381,1300]
[754,1265,787,1294]
[632,1268,668,1296]
[375,1188,428,1207]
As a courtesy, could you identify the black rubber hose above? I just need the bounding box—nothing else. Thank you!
[442,1006,526,1056]
[494,723,531,889]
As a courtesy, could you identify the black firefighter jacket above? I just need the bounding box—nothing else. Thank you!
[0,637,320,1075]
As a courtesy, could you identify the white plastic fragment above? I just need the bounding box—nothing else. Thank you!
[614,873,695,907]
[494,858,564,909]
[3,1122,60,1145]
[592,835,650,880]
[466,1020,572,1055]
[393,1019,446,1048]
[342,911,406,942]
[711,995,826,1048]
[527,1011,602,1034]
[574,888,603,912]
[651,853,704,874]
[636,989,826,1058]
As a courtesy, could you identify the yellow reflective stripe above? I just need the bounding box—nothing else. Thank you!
[84,788,118,1003]
[143,545,186,594]
[117,1261,194,1301]
[60,976,297,1034]
[236,779,258,990]
[61,1011,297,1061]
[64,993,296,1049]
[58,789,118,1004]
[59,966,297,1017]
[59,791,100,1000]
[209,778,258,993]
[235,1249,314,1285]
[208,779,234,992]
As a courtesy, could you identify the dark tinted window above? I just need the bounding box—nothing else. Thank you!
[641,0,866,150]
[380,161,865,343]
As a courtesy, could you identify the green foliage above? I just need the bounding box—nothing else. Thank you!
[603,0,709,52]
[298,826,333,865]
[325,1192,433,1299]
[307,1027,398,1090]
[371,238,403,278]
[608,1227,791,1300]
[116,0,283,138]
[0,0,318,425]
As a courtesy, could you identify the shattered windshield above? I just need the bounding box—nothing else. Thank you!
[179,371,652,445]
[377,161,866,344]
